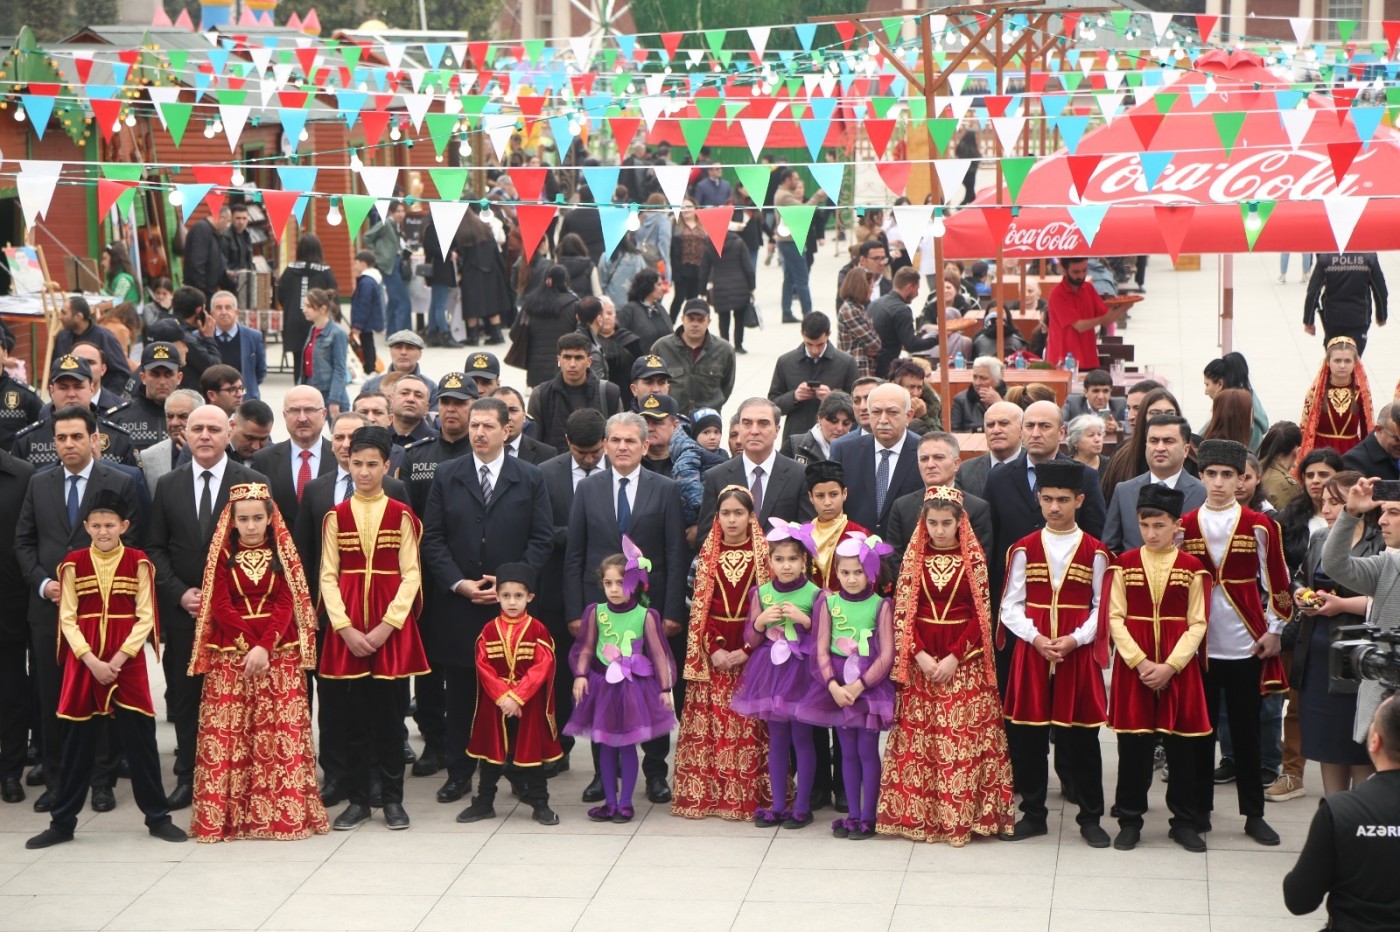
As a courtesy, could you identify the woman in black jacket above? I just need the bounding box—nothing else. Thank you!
[517,263,579,388]
[455,206,512,346]
[556,232,600,297]
[698,229,756,353]
[616,269,672,352]
[277,233,337,367]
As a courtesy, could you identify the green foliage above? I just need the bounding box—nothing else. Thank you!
[628,0,869,51]
[9,0,71,40]
[70,0,119,32]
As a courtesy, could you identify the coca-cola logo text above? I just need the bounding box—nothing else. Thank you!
[1004,221,1084,253]
[1084,149,1373,205]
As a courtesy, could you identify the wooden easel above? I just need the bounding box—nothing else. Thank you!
[35,244,62,393]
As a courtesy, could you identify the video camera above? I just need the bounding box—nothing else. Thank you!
[1330,624,1400,693]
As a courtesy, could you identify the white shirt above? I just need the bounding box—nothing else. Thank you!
[1000,527,1108,647]
[741,450,778,497]
[873,432,908,481]
[217,326,240,342]
[505,436,521,457]
[571,458,601,491]
[289,441,321,487]
[613,464,641,516]
[807,425,831,459]
[191,454,228,516]
[1144,469,1183,489]
[334,467,354,502]
[43,459,96,598]
[473,450,505,492]
[1198,501,1284,658]
[990,448,1018,468]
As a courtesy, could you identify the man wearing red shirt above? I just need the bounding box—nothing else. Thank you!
[1046,258,1129,370]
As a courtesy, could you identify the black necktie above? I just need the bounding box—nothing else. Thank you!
[342,474,354,502]
[617,477,631,534]
[198,470,213,539]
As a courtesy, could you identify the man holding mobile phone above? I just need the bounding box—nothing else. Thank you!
[769,311,858,444]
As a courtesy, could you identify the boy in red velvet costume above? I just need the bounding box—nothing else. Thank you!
[26,490,186,849]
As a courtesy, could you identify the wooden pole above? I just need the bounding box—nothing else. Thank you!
[35,245,61,395]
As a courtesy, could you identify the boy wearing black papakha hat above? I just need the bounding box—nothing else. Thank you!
[805,460,868,592]
[1104,483,1213,853]
[999,461,1113,847]
[457,562,563,826]
[1180,439,1292,849]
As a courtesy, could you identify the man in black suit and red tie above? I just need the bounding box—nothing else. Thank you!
[146,405,266,810]
[249,385,334,534]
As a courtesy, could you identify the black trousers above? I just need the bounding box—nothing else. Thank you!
[0,632,30,780]
[1115,733,1203,831]
[1322,324,1368,356]
[811,726,845,802]
[641,632,688,781]
[160,617,203,782]
[1198,656,1265,819]
[443,663,480,782]
[478,718,548,807]
[542,613,577,757]
[716,308,747,350]
[1007,723,1104,825]
[50,710,170,835]
[412,670,446,751]
[321,677,407,807]
[356,331,377,374]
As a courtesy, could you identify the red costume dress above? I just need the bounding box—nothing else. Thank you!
[56,546,158,721]
[467,614,562,767]
[1297,339,1374,462]
[190,492,328,842]
[877,497,1015,845]
[672,522,773,821]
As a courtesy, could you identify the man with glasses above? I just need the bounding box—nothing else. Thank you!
[1342,402,1400,481]
[249,385,334,534]
[208,290,266,400]
[197,365,244,416]
[835,239,893,309]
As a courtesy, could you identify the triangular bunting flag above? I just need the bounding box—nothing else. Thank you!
[733,165,773,205]
[808,163,845,201]
[511,167,549,203]
[980,207,1015,247]
[1279,108,1315,150]
[1154,205,1194,261]
[1323,196,1366,250]
[428,201,470,259]
[890,204,933,248]
[1239,201,1276,250]
[1002,157,1034,202]
[581,166,620,201]
[1328,140,1362,184]
[696,206,735,254]
[1067,204,1110,247]
[932,159,970,204]
[97,179,136,218]
[1212,112,1246,156]
[429,167,469,202]
[1066,154,1102,200]
[865,119,896,158]
[516,204,558,263]
[653,165,692,208]
[173,183,214,215]
[341,194,376,239]
[1129,112,1165,149]
[261,190,302,240]
[596,205,631,258]
[775,205,816,247]
[191,165,234,218]
[875,161,912,198]
[1137,152,1174,191]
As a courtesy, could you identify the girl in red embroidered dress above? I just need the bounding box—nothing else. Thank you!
[1297,336,1373,462]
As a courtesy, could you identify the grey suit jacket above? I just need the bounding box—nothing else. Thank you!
[1103,471,1207,553]
[956,452,994,499]
[141,439,177,497]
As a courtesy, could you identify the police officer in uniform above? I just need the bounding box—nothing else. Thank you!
[106,343,181,452]
[13,356,139,469]
[0,324,43,452]
[59,343,127,415]
[397,371,477,779]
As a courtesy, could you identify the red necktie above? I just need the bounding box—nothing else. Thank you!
[296,449,313,502]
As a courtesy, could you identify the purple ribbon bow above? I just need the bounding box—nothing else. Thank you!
[620,534,651,598]
[834,531,893,583]
[602,642,655,683]
[766,517,818,557]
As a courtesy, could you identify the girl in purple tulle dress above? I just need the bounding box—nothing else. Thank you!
[565,542,676,823]
[795,532,896,840]
[731,520,824,829]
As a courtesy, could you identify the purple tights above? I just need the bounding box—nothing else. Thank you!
[837,726,882,823]
[767,720,816,813]
[598,744,640,808]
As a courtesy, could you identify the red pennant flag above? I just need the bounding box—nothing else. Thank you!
[278,90,309,109]
[864,119,896,158]
[660,32,683,60]
[1154,205,1195,261]
[1067,154,1102,199]
[1061,11,1082,36]
[1195,14,1218,42]
[73,57,94,85]
[27,83,60,96]
[1027,73,1049,94]
[696,206,734,254]
[834,21,857,47]
[1328,140,1362,184]
[1384,21,1400,55]
[608,115,642,149]
[90,99,122,141]
[517,95,546,120]
[261,190,302,240]
[875,161,911,197]
[1129,112,1165,149]
[511,167,549,203]
[1333,87,1359,108]
[981,207,1015,248]
[192,165,234,217]
[516,205,558,264]
[360,110,390,147]
[97,180,136,218]
[983,95,1012,118]
[467,42,489,68]
[294,47,317,78]
[117,48,141,66]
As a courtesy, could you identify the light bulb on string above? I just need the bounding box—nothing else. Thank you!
[349,152,363,171]
[212,119,223,133]
[203,122,215,138]
[15,106,26,122]
[1244,203,1262,232]
[625,209,641,232]
[124,113,136,127]
[168,188,184,207]
[230,169,245,185]
[326,201,342,226]
[299,129,309,141]
[458,137,471,156]
[111,119,122,133]
[932,211,946,237]
[390,125,402,141]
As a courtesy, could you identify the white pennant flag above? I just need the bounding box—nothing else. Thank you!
[428,201,471,261]
[358,166,401,200]
[16,161,62,225]
[219,104,250,153]
[147,86,180,128]
[685,49,705,67]
[739,118,774,159]
[402,93,432,130]
[638,96,669,130]
[1280,108,1315,150]
[1103,70,1125,91]
[644,74,666,96]
[1289,17,1312,46]
[449,43,467,68]
[991,117,1025,152]
[484,113,517,160]
[1324,196,1367,251]
[383,42,406,71]
[248,46,273,74]
[890,204,934,246]
[1150,12,1174,41]
[948,96,975,122]
[1094,93,1125,123]
[818,73,838,97]
[653,165,692,211]
[933,159,971,204]
[747,26,771,56]
[569,37,592,68]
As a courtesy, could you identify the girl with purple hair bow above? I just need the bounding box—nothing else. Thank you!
[730,519,824,829]
[795,531,896,840]
[564,539,676,823]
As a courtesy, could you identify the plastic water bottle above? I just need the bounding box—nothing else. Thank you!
[953,350,966,370]
[1063,351,1077,374]
[1015,354,1027,370]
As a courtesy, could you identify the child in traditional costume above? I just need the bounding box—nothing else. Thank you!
[731,519,822,828]
[877,488,1015,845]
[1297,336,1373,462]
[565,540,675,823]
[26,491,186,849]
[457,563,562,826]
[999,462,1111,846]
[797,531,895,840]
[1105,484,1212,852]
[319,426,429,832]
[190,482,328,842]
[672,486,772,821]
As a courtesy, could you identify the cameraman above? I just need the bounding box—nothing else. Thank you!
[1284,696,1400,929]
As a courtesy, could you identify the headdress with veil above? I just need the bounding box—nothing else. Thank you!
[891,485,996,687]
[189,482,318,675]
[1297,335,1373,468]
[683,485,771,683]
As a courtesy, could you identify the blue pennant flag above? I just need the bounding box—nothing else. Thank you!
[597,205,631,258]
[1137,151,1174,191]
[1055,115,1090,154]
[1067,204,1110,246]
[20,95,55,139]
[808,162,845,200]
[581,166,620,201]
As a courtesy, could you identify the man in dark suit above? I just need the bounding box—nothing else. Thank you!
[496,386,557,465]
[146,405,266,809]
[699,398,814,530]
[293,410,410,805]
[564,411,690,803]
[1062,369,1128,437]
[0,448,35,803]
[769,312,858,443]
[536,409,607,778]
[887,432,993,562]
[249,385,334,534]
[830,383,924,538]
[209,291,267,400]
[869,267,938,380]
[956,401,1023,499]
[1342,402,1400,481]
[1102,414,1206,552]
[419,397,553,811]
[15,406,141,811]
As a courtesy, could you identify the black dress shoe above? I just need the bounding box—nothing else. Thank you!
[834,788,848,813]
[91,786,116,813]
[1080,823,1111,848]
[456,798,496,823]
[437,776,471,803]
[581,776,604,803]
[1002,818,1048,841]
[645,775,672,804]
[319,780,346,806]
[1245,815,1280,846]
[382,803,411,830]
[1,778,24,803]
[32,789,57,813]
[411,746,445,778]
[531,805,560,825]
[808,790,832,812]
[165,783,193,811]
[402,741,417,764]
[25,764,44,787]
[1113,826,1141,850]
[149,821,188,842]
[25,827,73,849]
[1169,826,1207,852]
[333,803,371,830]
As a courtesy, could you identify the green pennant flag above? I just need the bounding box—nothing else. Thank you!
[1240,200,1275,250]
[342,194,377,239]
[1385,86,1400,107]
[1001,157,1035,203]
[783,77,803,97]
[601,49,618,71]
[1213,111,1246,156]
[1110,10,1132,34]
[101,163,142,214]
[214,89,248,106]
[160,101,193,147]
[1154,93,1179,115]
[1062,72,1084,92]
[906,98,927,122]
[484,45,499,67]
[342,44,362,71]
[611,72,630,96]
[678,118,712,160]
[704,30,726,55]
[776,205,816,246]
[430,167,468,201]
[871,97,897,119]
[882,17,904,43]
[927,117,959,155]
[423,112,460,157]
[734,165,774,205]
[166,50,188,73]
[523,39,545,63]
[717,49,733,67]
[1124,72,1143,88]
[696,97,723,121]
[723,101,746,125]
[461,95,487,120]
[790,101,808,120]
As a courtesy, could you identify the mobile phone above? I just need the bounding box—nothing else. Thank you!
[1372,480,1400,501]
[805,380,821,389]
